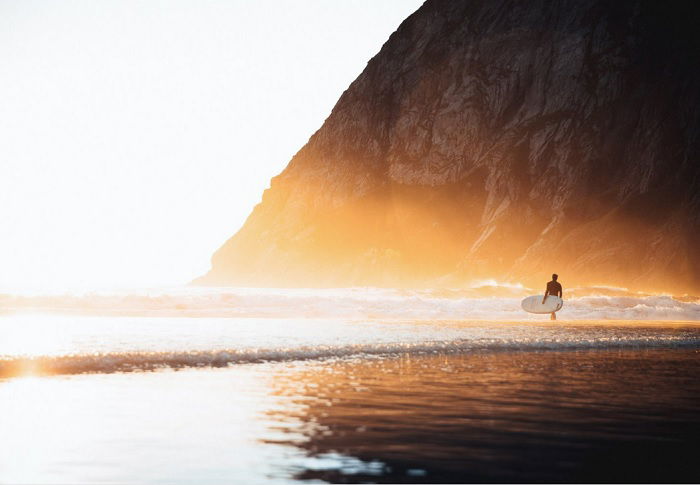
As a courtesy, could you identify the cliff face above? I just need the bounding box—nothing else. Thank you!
[197,0,700,293]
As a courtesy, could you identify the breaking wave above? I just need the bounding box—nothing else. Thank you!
[2,286,699,377]
[1,286,698,321]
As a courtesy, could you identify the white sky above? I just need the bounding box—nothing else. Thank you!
[0,0,423,292]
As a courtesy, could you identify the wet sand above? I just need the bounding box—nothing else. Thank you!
[0,346,698,483]
[272,348,700,483]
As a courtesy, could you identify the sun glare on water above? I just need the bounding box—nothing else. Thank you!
[0,315,74,360]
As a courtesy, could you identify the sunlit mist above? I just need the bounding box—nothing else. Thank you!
[0,0,423,291]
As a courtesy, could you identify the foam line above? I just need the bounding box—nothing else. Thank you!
[1,289,698,320]
[2,332,698,378]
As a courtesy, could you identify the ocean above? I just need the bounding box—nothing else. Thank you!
[1,287,699,483]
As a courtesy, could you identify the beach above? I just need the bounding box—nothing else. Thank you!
[1,346,698,483]
[0,290,699,483]
[4,0,700,482]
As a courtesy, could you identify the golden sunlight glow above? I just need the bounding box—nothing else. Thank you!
[0,0,423,292]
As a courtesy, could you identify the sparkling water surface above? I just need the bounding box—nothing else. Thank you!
[0,315,698,376]
[0,348,698,483]
[0,288,698,483]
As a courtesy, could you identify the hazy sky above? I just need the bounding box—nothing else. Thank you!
[0,0,424,291]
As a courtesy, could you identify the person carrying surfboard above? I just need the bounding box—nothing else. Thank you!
[542,274,563,320]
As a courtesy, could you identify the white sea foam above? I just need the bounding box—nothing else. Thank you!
[0,287,698,321]
[1,326,698,377]
[1,291,699,376]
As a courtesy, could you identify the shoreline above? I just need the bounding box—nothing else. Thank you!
[1,328,699,379]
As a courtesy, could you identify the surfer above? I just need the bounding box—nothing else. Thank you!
[542,274,563,320]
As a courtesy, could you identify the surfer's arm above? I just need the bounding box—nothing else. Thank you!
[542,290,549,304]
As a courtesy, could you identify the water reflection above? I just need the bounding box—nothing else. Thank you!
[0,349,697,483]
[267,349,700,483]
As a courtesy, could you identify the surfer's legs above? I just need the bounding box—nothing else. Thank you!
[550,312,556,321]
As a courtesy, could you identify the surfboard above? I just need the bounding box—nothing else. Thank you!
[521,295,563,314]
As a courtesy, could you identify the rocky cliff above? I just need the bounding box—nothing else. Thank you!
[197,0,700,294]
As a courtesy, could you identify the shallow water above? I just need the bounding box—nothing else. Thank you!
[274,349,700,483]
[0,315,698,376]
[0,349,698,483]
[0,289,699,483]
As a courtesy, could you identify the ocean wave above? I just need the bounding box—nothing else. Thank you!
[1,287,699,321]
[2,330,699,378]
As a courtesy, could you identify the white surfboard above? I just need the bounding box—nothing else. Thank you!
[521,295,563,314]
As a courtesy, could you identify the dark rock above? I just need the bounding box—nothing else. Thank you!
[196,0,700,293]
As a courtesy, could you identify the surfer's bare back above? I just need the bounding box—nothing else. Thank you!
[543,274,563,320]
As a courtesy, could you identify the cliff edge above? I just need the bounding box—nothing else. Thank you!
[197,0,700,293]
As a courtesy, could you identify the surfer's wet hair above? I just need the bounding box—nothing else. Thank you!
[552,274,558,280]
